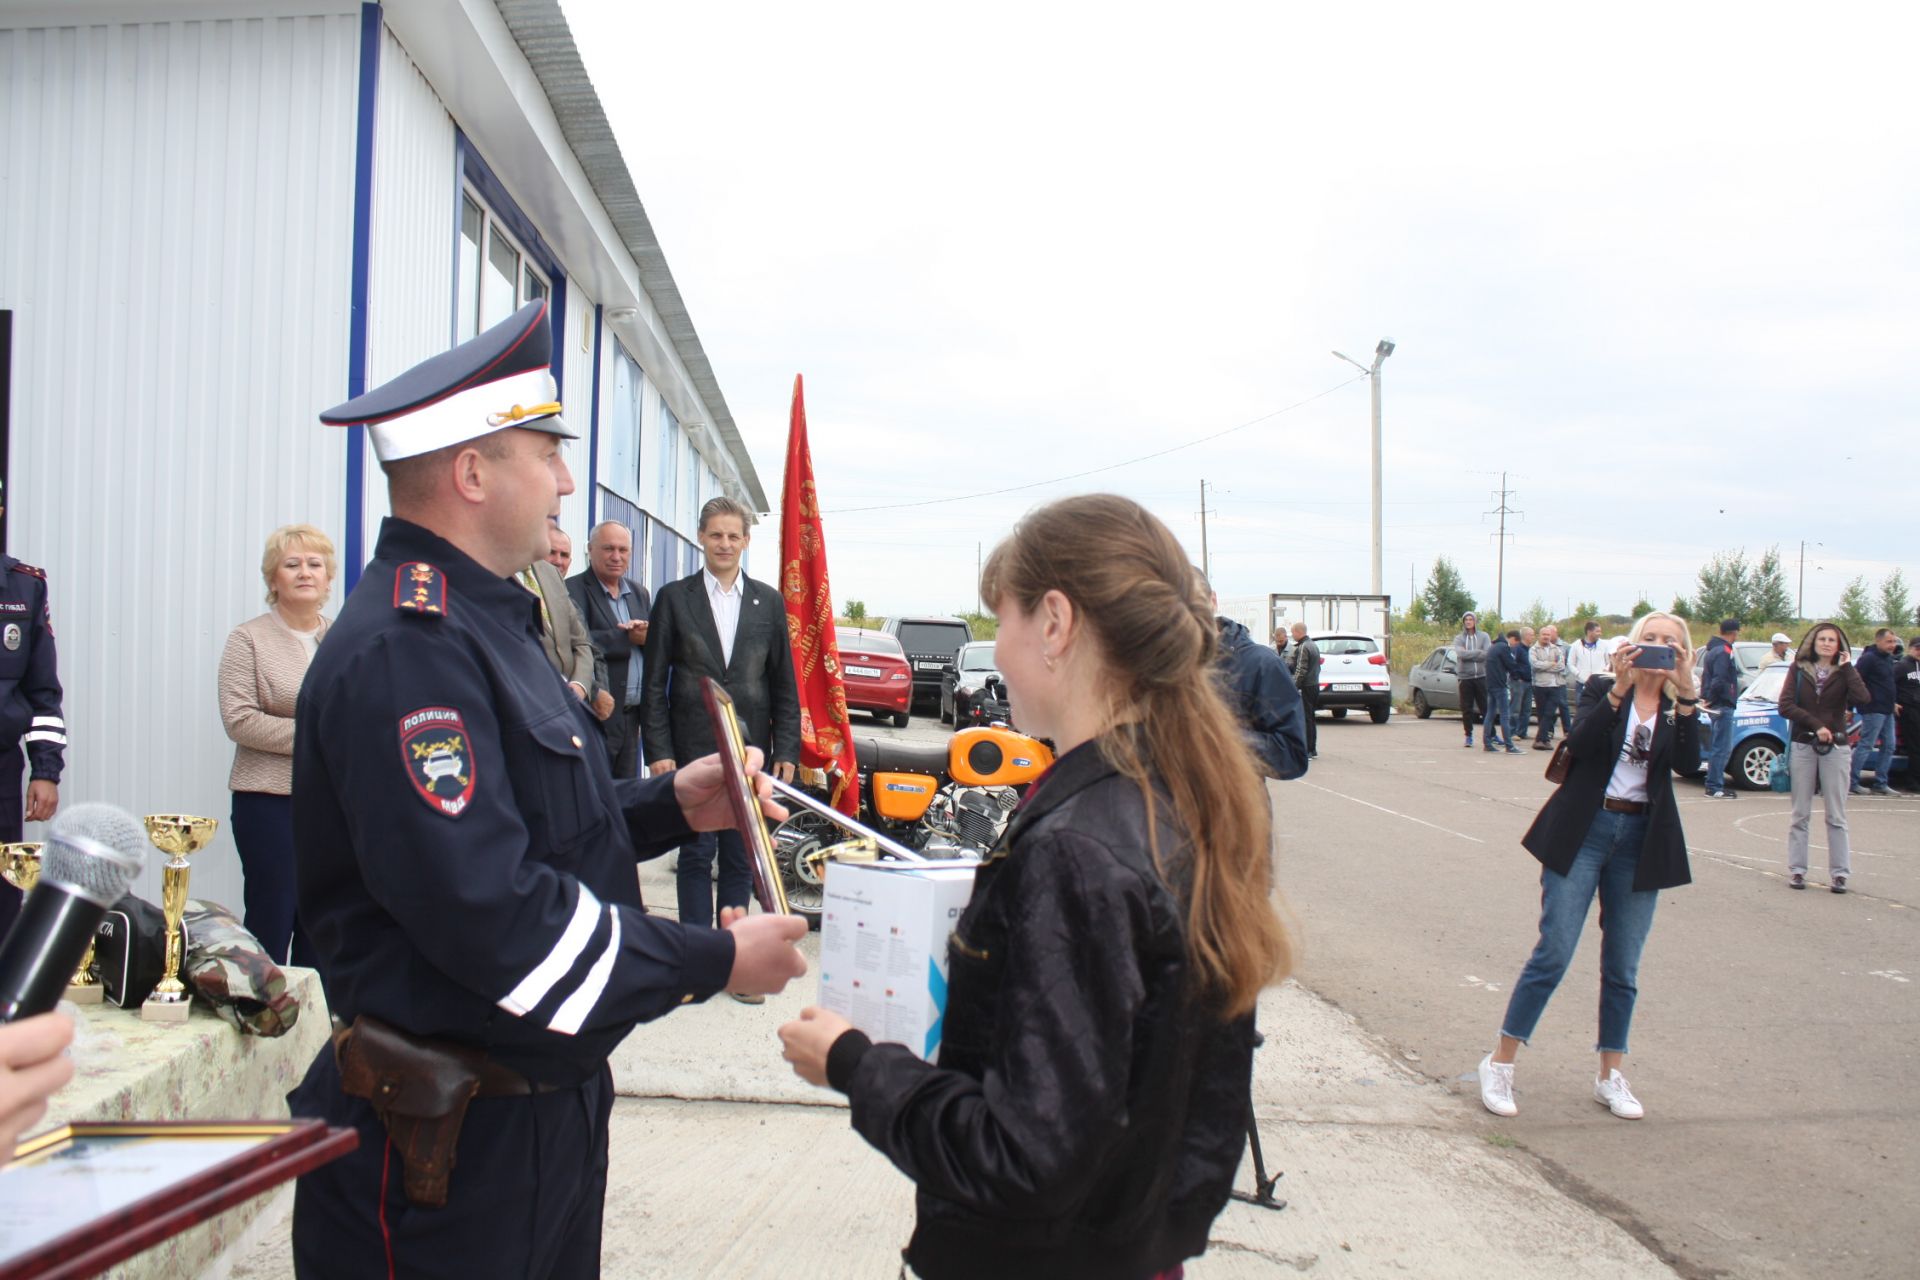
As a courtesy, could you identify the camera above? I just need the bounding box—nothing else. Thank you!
[1630,643,1676,670]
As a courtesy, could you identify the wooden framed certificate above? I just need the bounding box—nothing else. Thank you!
[1,1120,358,1280]
[700,677,792,915]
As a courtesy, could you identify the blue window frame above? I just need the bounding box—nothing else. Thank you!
[452,130,566,392]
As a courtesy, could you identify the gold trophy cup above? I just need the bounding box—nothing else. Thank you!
[0,843,98,1003]
[140,815,217,1023]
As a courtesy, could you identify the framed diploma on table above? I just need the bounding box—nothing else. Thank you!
[700,677,793,915]
[0,1120,358,1280]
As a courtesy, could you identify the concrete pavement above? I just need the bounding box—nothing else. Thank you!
[1280,708,1918,1280]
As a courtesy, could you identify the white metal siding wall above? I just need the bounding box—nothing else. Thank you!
[359,26,457,552]
[556,284,595,547]
[0,16,359,910]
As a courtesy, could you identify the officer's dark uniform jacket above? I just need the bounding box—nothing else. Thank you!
[0,555,65,784]
[293,518,736,1084]
[823,734,1257,1280]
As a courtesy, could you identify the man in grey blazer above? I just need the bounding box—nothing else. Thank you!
[519,525,605,714]
[567,522,652,777]
[642,497,800,941]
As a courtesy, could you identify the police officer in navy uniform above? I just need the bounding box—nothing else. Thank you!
[0,482,65,939]
[288,301,808,1278]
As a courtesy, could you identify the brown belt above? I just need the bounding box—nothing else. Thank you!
[1603,797,1647,814]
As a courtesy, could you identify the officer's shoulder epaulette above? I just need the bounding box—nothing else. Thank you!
[392,561,450,619]
[9,562,45,581]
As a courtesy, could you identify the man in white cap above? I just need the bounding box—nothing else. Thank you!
[1770,633,1793,664]
[288,300,807,1277]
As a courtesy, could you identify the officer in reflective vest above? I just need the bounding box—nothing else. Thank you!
[288,300,807,1278]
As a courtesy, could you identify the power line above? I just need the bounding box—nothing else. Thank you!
[823,374,1368,515]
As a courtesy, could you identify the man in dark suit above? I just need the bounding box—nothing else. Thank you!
[567,521,650,777]
[643,497,800,943]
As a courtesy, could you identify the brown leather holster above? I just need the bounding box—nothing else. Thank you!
[333,1015,523,1208]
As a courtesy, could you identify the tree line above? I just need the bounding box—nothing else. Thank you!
[1405,549,1914,634]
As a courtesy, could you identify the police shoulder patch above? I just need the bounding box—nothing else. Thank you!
[394,562,449,617]
[399,706,476,817]
[9,562,45,580]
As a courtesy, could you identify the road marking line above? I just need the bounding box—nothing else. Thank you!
[1299,781,1485,843]
[1868,970,1910,984]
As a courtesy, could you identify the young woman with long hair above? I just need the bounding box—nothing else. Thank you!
[1477,611,1700,1121]
[1776,621,1869,892]
[777,494,1291,1280]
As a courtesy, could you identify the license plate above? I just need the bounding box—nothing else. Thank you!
[917,661,945,671]
[1334,683,1365,691]
[844,664,881,678]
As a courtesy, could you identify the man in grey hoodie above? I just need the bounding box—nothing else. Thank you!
[1453,612,1492,749]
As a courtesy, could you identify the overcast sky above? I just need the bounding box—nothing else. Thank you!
[566,1,1916,624]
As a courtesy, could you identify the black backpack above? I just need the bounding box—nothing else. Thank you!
[94,896,175,1008]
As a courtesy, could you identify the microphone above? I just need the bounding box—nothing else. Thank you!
[0,804,147,1022]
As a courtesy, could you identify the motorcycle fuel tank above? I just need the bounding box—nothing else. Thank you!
[871,771,939,822]
[949,726,1054,787]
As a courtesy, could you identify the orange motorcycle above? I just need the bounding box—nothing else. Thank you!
[771,724,1054,928]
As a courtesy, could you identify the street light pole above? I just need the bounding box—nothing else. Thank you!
[1333,339,1395,596]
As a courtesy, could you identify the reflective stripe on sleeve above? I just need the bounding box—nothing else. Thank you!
[22,731,66,746]
[30,717,63,729]
[496,885,601,1017]
[548,908,621,1036]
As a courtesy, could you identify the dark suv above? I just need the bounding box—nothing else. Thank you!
[881,615,973,710]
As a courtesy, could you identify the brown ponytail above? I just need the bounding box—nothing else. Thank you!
[980,495,1291,1017]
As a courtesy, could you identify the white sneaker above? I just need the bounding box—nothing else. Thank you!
[1594,1069,1644,1119]
[1478,1053,1517,1117]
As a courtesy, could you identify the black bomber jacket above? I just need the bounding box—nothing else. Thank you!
[826,735,1258,1280]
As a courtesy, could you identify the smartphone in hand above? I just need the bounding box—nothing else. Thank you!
[1630,643,1676,670]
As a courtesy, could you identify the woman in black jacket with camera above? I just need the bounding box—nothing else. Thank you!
[1477,611,1700,1122]
[777,495,1292,1280]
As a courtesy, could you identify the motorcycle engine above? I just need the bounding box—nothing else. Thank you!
[953,787,1011,852]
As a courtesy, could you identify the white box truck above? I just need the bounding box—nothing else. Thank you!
[1219,594,1393,657]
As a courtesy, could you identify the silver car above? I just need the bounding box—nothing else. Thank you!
[1407,646,1459,718]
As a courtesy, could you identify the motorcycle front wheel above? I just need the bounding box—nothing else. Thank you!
[770,809,836,931]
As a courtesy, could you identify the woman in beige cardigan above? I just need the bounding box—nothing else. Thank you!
[218,524,333,964]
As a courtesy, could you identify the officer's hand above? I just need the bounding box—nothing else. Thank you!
[778,1006,854,1088]
[649,759,676,777]
[673,749,788,828]
[24,781,56,825]
[725,913,808,996]
[0,1013,75,1155]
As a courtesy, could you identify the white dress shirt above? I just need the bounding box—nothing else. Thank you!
[705,568,743,667]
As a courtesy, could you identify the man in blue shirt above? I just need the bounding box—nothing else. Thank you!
[568,523,651,779]
[1700,619,1742,798]
[1483,632,1523,753]
[1852,628,1901,796]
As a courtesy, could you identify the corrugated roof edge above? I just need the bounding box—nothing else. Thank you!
[492,0,770,513]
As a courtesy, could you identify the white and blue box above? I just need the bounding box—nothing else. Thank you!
[818,861,977,1063]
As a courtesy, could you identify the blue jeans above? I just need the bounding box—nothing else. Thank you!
[1533,685,1571,741]
[1704,704,1739,793]
[1483,678,1511,746]
[1500,808,1659,1053]
[677,827,752,930]
[1510,678,1534,737]
[1851,711,1896,787]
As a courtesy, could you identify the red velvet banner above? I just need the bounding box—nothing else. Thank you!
[778,375,860,815]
